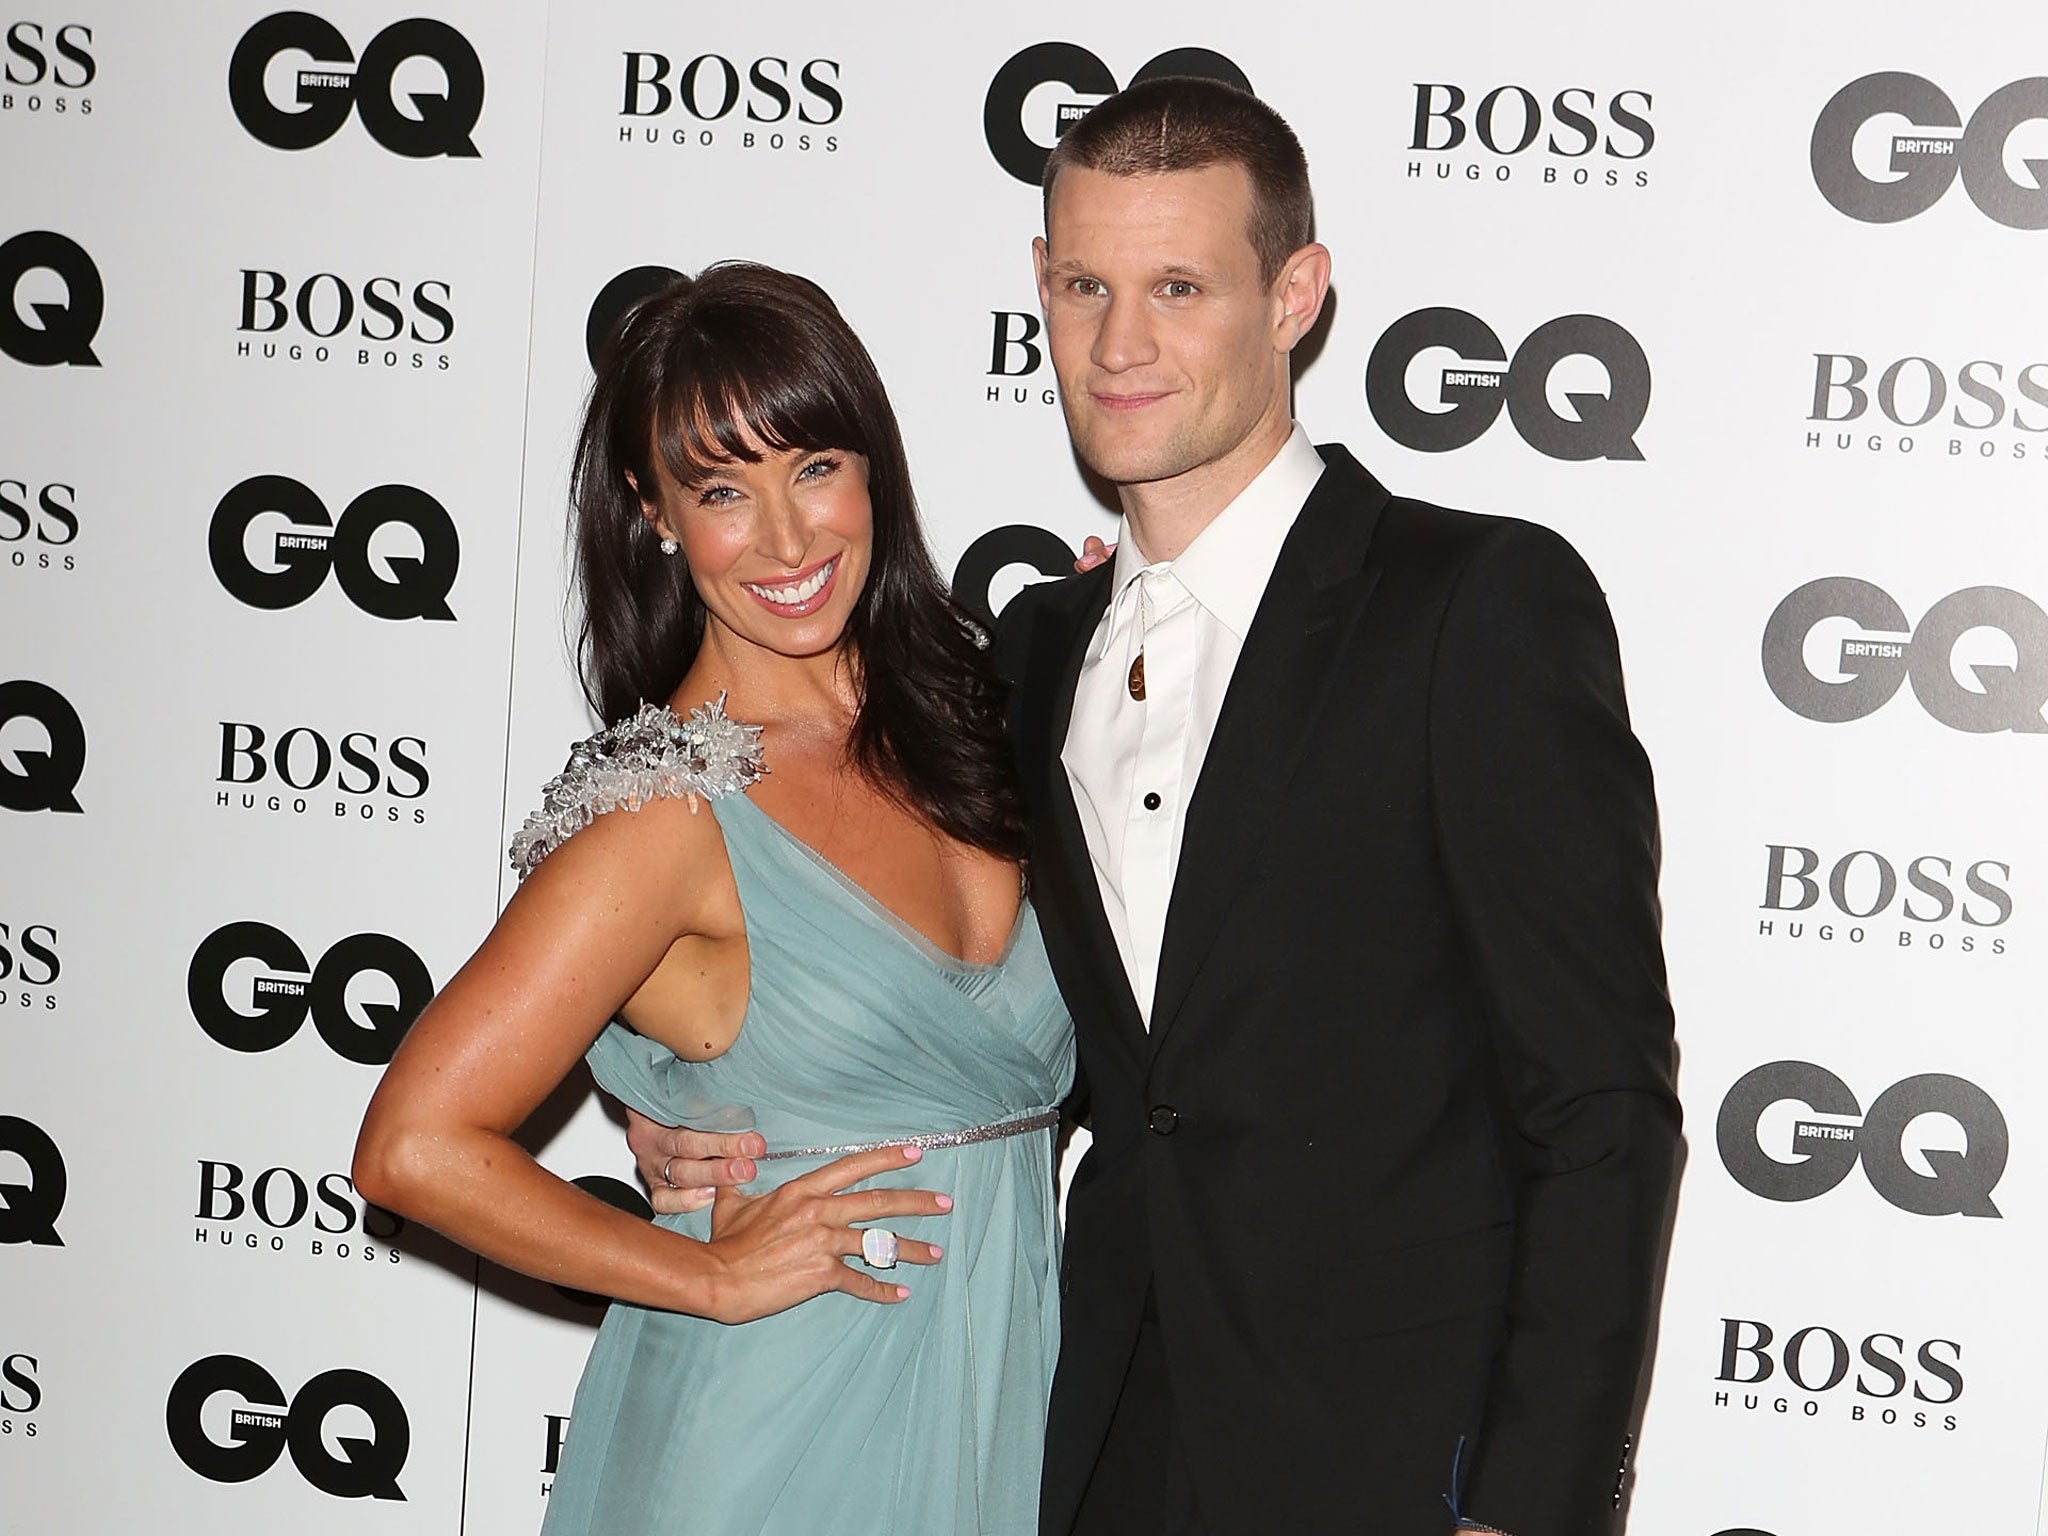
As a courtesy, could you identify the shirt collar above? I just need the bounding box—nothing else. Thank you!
[1104,423,1325,643]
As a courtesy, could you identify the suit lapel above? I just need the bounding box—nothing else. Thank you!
[1146,449,1391,1049]
[1018,567,1150,1068]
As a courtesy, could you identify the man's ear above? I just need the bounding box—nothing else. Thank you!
[1274,243,1332,353]
[1032,235,1053,315]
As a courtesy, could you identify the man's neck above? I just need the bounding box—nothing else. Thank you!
[1118,408,1293,564]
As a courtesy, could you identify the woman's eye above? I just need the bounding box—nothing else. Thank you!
[696,484,739,506]
[798,456,840,480]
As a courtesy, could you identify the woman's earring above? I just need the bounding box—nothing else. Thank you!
[658,538,678,556]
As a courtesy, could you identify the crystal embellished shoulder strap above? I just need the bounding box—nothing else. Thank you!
[508,693,766,881]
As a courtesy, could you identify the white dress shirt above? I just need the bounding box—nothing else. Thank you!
[1060,424,1326,1025]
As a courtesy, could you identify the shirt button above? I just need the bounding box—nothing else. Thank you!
[1148,1105,1179,1136]
[1143,791,1162,811]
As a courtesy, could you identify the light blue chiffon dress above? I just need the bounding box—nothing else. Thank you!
[512,702,1073,1536]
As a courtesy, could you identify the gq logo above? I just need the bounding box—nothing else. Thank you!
[186,922,431,1065]
[1717,1060,2007,1217]
[208,475,458,621]
[166,1355,408,1499]
[951,524,1078,629]
[0,680,85,813]
[0,231,101,366]
[585,264,683,367]
[983,42,1251,184]
[1762,578,2048,733]
[0,1115,65,1246]
[1365,308,1650,460]
[1811,73,2048,229]
[228,12,483,158]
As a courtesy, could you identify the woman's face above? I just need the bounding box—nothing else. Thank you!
[642,433,874,663]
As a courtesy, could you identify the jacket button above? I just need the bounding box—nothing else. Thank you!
[1148,1104,1179,1136]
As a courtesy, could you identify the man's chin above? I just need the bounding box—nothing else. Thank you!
[1069,434,1193,490]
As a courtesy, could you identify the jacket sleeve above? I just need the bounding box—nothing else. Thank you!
[1427,518,1681,1535]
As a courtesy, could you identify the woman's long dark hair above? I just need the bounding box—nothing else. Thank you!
[572,261,1025,862]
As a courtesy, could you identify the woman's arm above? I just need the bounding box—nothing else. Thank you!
[352,794,946,1321]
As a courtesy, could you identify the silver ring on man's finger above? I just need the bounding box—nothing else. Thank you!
[860,1228,899,1270]
[661,1156,679,1189]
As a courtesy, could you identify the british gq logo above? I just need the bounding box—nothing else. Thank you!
[617,48,841,153]
[236,268,454,371]
[209,476,459,620]
[0,1115,66,1245]
[216,720,430,825]
[166,1356,409,1499]
[1,477,79,572]
[1805,350,2048,462]
[186,922,431,1064]
[1717,1060,2006,1217]
[3,21,94,113]
[585,265,682,367]
[983,42,1250,184]
[1406,83,1652,188]
[1756,844,2011,957]
[1812,73,2048,228]
[229,13,482,157]
[0,231,100,366]
[951,525,1077,629]
[0,680,84,813]
[1366,308,1650,460]
[1714,1317,1962,1433]
[1762,579,2048,733]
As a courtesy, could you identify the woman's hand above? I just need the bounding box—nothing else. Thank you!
[705,1144,950,1321]
[625,1107,763,1214]
[1075,535,1115,573]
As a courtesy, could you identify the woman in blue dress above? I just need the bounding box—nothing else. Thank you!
[354,263,1073,1534]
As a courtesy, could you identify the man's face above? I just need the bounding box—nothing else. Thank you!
[1035,162,1292,492]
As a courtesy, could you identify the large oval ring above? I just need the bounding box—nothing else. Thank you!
[860,1227,899,1270]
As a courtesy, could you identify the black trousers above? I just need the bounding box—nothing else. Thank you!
[1070,1298,1207,1536]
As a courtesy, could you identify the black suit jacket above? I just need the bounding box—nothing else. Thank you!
[999,447,1681,1535]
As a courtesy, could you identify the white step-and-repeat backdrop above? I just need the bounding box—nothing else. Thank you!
[5,5,2046,1534]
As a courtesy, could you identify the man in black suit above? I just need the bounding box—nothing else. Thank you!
[636,76,1678,1536]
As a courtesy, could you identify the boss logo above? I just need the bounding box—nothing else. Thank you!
[217,723,428,802]
[982,42,1251,185]
[196,1161,401,1244]
[0,479,77,569]
[619,51,840,123]
[1716,1060,2007,1217]
[236,270,454,359]
[1761,846,2011,930]
[1365,308,1650,460]
[951,524,1078,629]
[3,21,92,112]
[186,923,431,1065]
[1716,1318,1963,1406]
[0,922,60,995]
[0,679,84,814]
[228,12,482,158]
[0,1114,65,1246]
[1812,72,2048,228]
[208,475,458,621]
[584,264,682,368]
[1761,578,2048,734]
[166,1355,408,1499]
[1,1353,39,1424]
[0,230,100,367]
[1407,83,1652,187]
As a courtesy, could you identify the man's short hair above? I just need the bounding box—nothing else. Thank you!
[1041,75,1315,287]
